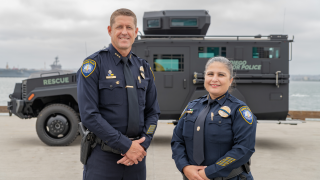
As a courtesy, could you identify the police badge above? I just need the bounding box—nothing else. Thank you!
[218,106,231,118]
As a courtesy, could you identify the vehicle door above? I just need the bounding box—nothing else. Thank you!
[147,47,190,117]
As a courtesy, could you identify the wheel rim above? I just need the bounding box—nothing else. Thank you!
[45,114,70,139]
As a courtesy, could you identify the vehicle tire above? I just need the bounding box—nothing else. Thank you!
[36,104,79,146]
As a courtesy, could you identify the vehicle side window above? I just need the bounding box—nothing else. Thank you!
[252,47,280,59]
[153,54,184,72]
[198,47,226,58]
[171,18,197,27]
[147,19,160,28]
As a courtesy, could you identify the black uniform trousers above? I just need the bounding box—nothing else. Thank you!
[83,144,146,180]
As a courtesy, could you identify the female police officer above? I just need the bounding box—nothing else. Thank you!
[171,57,256,180]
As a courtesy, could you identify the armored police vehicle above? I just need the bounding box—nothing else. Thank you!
[7,10,293,146]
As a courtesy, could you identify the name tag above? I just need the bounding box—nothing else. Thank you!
[106,76,116,79]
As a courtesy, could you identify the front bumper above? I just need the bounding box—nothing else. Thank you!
[7,99,25,119]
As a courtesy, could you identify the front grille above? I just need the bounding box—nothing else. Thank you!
[7,101,12,110]
[22,81,27,100]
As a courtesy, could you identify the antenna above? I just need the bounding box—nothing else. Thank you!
[85,42,87,57]
[55,56,59,65]
[282,8,286,34]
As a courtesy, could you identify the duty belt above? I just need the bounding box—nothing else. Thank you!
[183,162,250,180]
[94,136,141,155]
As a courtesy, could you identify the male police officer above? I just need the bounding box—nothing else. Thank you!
[77,8,160,180]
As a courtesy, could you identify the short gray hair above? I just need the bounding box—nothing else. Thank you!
[204,56,233,79]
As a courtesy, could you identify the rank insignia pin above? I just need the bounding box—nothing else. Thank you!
[197,126,200,131]
[218,106,231,118]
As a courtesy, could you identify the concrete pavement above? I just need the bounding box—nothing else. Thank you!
[0,116,319,180]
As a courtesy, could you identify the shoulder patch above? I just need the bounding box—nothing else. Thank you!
[81,59,96,78]
[239,106,253,124]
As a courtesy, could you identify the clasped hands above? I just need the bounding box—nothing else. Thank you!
[117,137,146,166]
[183,165,210,180]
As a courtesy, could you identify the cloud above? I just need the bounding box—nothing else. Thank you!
[0,0,319,74]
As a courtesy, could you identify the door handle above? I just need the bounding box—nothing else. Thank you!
[183,79,187,89]
[275,71,281,88]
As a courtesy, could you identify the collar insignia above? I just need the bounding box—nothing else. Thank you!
[115,53,121,58]
[218,95,225,100]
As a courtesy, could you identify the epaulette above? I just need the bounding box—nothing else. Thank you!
[188,98,201,109]
[200,94,208,99]
[228,94,246,105]
[85,51,100,60]
[136,55,149,65]
[85,48,109,60]
[131,52,138,57]
[228,95,237,102]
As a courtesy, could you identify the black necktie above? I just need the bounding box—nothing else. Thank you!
[193,97,214,165]
[121,57,140,137]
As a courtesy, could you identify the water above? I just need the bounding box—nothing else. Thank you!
[0,77,26,106]
[289,81,320,111]
[0,78,319,111]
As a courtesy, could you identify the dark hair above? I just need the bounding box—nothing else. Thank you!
[110,8,137,28]
[204,56,234,79]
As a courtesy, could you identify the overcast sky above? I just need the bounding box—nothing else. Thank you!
[0,0,319,74]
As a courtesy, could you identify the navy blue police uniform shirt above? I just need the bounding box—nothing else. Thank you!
[77,44,160,154]
[171,91,257,179]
